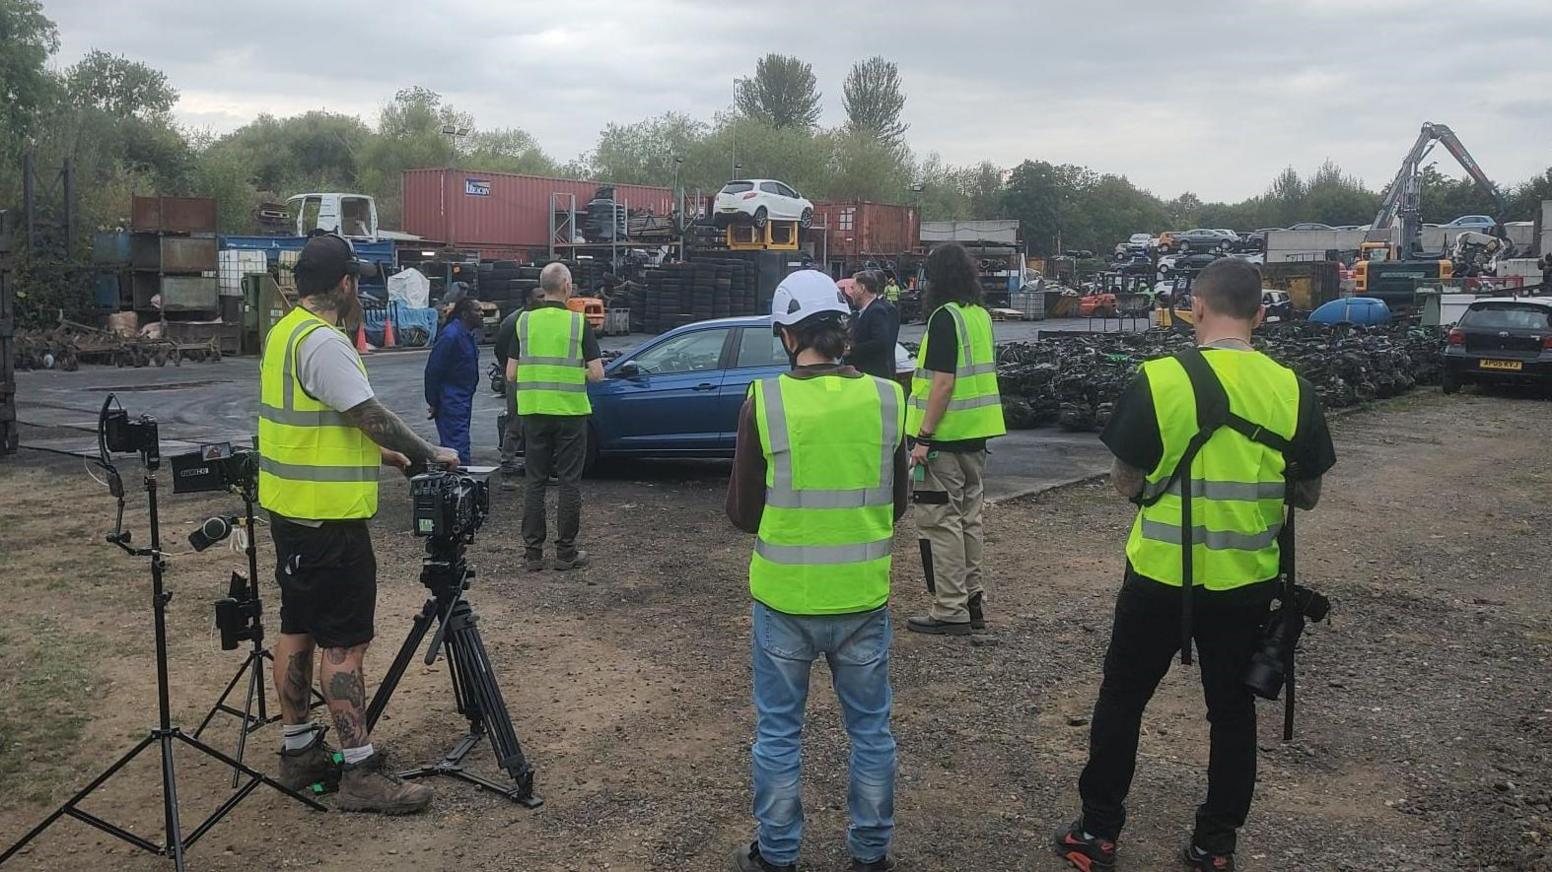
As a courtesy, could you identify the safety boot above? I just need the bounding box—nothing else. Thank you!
[276,726,340,792]
[336,752,433,815]
[968,592,987,631]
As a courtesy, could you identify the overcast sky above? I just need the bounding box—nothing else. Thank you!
[41,0,1552,202]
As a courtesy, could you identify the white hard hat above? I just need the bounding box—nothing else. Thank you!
[770,269,850,327]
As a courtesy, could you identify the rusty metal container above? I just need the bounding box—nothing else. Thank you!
[131,235,218,272]
[402,169,674,249]
[132,274,218,312]
[130,196,217,234]
[812,201,920,258]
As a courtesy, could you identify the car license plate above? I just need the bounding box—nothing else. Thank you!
[1479,359,1522,371]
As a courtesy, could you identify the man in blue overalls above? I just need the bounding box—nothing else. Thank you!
[425,295,482,464]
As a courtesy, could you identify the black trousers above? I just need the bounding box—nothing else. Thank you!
[521,414,587,557]
[1078,571,1272,856]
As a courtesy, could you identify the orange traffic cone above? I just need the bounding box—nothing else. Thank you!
[355,322,371,354]
[382,313,396,349]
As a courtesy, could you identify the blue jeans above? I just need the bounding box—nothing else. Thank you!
[751,602,896,866]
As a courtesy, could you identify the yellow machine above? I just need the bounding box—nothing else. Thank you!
[727,220,800,251]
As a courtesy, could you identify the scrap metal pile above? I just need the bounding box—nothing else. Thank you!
[12,320,223,371]
[986,324,1446,432]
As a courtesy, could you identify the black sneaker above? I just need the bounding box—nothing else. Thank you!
[553,550,591,571]
[968,592,986,631]
[1183,845,1235,871]
[1053,820,1116,872]
[851,855,896,871]
[906,615,971,636]
[728,840,795,872]
[524,551,546,572]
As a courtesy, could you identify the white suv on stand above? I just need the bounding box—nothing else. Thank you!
[714,180,814,229]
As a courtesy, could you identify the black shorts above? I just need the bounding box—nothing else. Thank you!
[270,515,376,649]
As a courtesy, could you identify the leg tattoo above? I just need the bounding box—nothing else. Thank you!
[281,649,313,721]
[323,659,369,748]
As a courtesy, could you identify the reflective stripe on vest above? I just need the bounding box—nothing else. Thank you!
[1124,350,1299,590]
[906,302,1006,441]
[750,373,904,616]
[257,308,379,520]
[515,308,592,416]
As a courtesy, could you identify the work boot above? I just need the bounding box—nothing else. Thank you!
[851,855,897,871]
[906,615,971,636]
[276,726,340,793]
[968,592,987,631]
[336,751,433,815]
[1053,819,1117,872]
[553,550,591,571]
[1182,845,1235,871]
[524,550,546,572]
[729,841,795,872]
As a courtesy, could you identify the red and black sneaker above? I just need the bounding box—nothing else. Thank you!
[1182,845,1236,871]
[1053,820,1116,872]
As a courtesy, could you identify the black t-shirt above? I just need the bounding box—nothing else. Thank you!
[493,309,521,367]
[917,307,986,453]
[509,300,602,363]
[1100,351,1337,480]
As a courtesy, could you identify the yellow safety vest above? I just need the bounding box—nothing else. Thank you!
[750,373,904,615]
[257,307,379,520]
[1126,350,1300,589]
[515,307,592,416]
[906,302,1005,441]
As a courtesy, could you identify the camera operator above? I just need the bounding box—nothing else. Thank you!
[1053,258,1336,872]
[259,233,458,815]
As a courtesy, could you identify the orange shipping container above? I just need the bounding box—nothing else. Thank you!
[812,201,920,258]
[402,169,674,251]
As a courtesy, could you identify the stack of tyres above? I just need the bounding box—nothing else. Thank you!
[477,260,521,305]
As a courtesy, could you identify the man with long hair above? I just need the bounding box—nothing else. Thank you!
[905,243,1006,636]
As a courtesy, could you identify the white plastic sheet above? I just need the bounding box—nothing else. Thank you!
[386,267,431,308]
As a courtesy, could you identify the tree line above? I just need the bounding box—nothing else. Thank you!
[2,0,1550,267]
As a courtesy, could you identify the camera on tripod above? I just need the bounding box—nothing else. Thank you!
[101,404,160,467]
[169,443,259,495]
[411,469,490,541]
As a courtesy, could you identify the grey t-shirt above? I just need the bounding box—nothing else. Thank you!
[296,326,374,412]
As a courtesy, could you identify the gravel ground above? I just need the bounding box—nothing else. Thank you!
[0,389,1548,871]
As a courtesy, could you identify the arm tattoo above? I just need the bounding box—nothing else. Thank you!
[1111,458,1146,500]
[343,398,437,463]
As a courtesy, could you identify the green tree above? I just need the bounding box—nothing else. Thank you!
[1510,168,1552,222]
[358,87,466,225]
[588,112,709,187]
[462,127,555,177]
[209,111,371,195]
[0,0,59,156]
[827,130,911,202]
[842,57,907,147]
[63,50,177,120]
[735,54,822,130]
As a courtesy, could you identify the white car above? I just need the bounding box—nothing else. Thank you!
[714,179,814,229]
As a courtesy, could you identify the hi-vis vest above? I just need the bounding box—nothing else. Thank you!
[906,302,1005,441]
[750,373,905,615]
[1126,349,1300,589]
[514,307,591,416]
[258,307,379,520]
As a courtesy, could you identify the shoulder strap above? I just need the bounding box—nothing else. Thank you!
[1177,347,1295,455]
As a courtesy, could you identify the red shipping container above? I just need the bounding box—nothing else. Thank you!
[813,201,920,258]
[403,169,674,250]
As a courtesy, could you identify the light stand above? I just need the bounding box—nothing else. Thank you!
[191,478,326,786]
[0,424,324,872]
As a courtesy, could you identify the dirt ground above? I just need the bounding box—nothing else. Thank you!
[1,389,1550,872]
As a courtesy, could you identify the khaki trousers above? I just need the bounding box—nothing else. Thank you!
[913,449,987,623]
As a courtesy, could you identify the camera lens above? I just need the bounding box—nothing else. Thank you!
[189,516,234,552]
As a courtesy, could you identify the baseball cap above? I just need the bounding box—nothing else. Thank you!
[294,233,380,296]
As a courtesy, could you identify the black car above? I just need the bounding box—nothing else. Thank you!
[1442,298,1552,394]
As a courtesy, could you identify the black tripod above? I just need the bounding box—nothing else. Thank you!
[191,483,325,786]
[363,535,541,807]
[0,457,324,872]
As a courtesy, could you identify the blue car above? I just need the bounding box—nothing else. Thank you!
[582,316,791,471]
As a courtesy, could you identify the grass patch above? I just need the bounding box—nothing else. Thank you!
[0,620,101,804]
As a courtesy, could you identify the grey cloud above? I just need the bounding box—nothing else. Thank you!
[41,0,1552,201]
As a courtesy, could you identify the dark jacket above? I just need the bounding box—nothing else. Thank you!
[425,318,480,409]
[845,298,900,381]
[725,364,910,533]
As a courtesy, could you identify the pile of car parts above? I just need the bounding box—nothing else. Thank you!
[12,319,223,371]
[986,324,1445,432]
